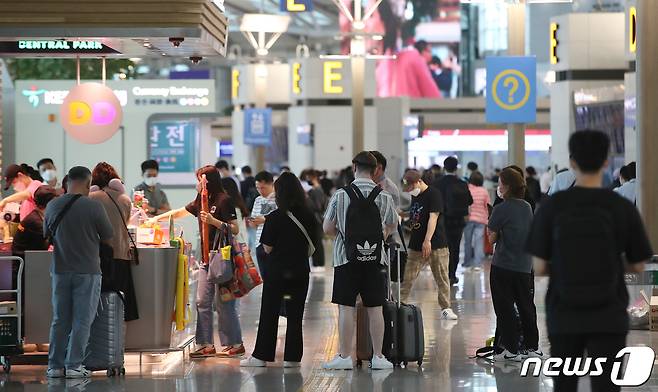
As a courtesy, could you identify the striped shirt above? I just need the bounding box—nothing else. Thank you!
[468,184,490,225]
[324,178,398,267]
[251,192,277,244]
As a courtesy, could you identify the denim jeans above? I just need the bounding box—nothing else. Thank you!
[463,221,485,268]
[196,267,243,346]
[48,273,102,370]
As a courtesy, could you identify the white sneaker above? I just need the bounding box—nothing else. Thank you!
[441,308,458,320]
[370,355,394,370]
[521,349,547,360]
[283,361,301,368]
[322,354,353,370]
[46,368,65,378]
[493,349,523,363]
[240,356,267,367]
[65,366,92,379]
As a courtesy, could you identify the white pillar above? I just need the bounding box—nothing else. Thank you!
[636,0,658,249]
[507,3,526,169]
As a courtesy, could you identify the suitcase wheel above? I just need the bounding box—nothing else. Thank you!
[1,357,10,374]
[417,360,423,367]
[356,360,362,368]
[107,368,115,377]
[120,367,126,375]
[402,361,408,368]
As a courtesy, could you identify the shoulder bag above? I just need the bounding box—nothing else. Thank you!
[208,224,235,285]
[287,211,316,258]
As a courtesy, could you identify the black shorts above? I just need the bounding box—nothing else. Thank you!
[332,261,387,307]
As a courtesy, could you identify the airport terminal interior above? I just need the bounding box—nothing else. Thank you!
[1,0,658,391]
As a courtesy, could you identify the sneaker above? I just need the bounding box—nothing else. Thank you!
[190,345,217,359]
[493,349,523,363]
[240,356,267,367]
[65,366,92,379]
[521,349,547,360]
[46,368,65,378]
[217,344,246,358]
[283,361,301,368]
[473,267,483,272]
[450,277,459,286]
[370,355,394,370]
[322,354,353,370]
[441,308,458,320]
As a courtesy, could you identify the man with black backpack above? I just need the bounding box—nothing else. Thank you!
[527,130,652,392]
[435,156,473,285]
[322,151,398,370]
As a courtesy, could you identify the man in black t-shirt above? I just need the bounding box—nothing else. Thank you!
[526,130,653,392]
[401,170,456,320]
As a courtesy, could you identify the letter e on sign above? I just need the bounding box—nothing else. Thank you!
[59,82,122,144]
[292,63,302,94]
[550,23,559,65]
[323,61,343,94]
[629,7,637,53]
[232,69,240,99]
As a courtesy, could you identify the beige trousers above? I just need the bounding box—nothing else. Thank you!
[400,248,451,310]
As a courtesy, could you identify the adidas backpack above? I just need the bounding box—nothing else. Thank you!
[342,184,384,263]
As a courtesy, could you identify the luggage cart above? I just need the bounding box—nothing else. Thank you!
[0,256,24,373]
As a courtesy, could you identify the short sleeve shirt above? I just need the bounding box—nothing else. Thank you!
[186,192,237,244]
[526,187,654,334]
[408,186,448,251]
[251,193,277,244]
[20,180,43,221]
[324,178,397,267]
[488,199,534,273]
[260,207,317,280]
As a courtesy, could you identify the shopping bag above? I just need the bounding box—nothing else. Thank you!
[208,225,234,285]
[232,242,262,296]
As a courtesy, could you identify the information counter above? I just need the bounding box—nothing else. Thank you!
[24,246,182,350]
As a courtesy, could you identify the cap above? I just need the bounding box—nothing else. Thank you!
[402,169,422,192]
[34,185,58,208]
[352,151,377,168]
[4,164,23,191]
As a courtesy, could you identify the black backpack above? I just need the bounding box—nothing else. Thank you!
[445,180,472,217]
[552,205,619,308]
[341,184,384,263]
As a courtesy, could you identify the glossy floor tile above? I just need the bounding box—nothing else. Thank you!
[2,260,658,391]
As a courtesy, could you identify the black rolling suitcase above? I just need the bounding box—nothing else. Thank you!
[84,291,126,377]
[386,246,425,367]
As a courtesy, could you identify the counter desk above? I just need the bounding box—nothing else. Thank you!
[24,246,186,350]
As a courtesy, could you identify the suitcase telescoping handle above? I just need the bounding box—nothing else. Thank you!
[386,244,402,308]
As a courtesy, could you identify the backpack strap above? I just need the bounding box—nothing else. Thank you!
[342,184,360,202]
[367,185,383,203]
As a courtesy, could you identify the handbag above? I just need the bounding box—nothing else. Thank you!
[286,211,316,258]
[232,242,262,296]
[207,224,234,285]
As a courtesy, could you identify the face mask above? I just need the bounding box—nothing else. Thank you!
[41,169,57,183]
[497,186,504,199]
[408,188,421,197]
[144,176,158,187]
[13,181,26,193]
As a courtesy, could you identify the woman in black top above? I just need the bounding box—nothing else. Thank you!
[241,172,318,368]
[150,166,243,358]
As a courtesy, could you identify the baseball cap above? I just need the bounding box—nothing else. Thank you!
[402,169,422,192]
[4,164,24,191]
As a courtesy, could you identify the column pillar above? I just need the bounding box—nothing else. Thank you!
[507,3,526,169]
[352,57,365,155]
[636,0,658,249]
[254,63,268,172]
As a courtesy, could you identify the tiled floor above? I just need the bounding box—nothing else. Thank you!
[2,261,658,391]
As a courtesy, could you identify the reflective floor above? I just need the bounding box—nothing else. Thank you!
[3,259,658,391]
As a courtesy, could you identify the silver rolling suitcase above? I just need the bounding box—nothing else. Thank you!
[84,291,126,376]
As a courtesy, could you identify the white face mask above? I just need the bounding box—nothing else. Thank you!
[497,186,504,199]
[41,169,57,183]
[144,176,158,187]
[408,188,421,197]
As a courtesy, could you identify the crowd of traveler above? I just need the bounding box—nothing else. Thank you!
[0,128,651,390]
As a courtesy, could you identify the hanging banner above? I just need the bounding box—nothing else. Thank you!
[244,108,273,146]
[59,82,123,144]
[486,56,537,124]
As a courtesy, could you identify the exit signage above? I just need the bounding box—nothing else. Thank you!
[0,40,119,55]
[280,0,312,12]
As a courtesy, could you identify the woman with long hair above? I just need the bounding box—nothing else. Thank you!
[241,172,318,368]
[89,162,139,321]
[221,177,249,245]
[150,165,244,359]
